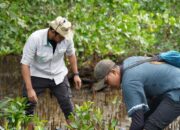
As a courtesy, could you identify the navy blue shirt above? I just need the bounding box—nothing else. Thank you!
[121,56,180,117]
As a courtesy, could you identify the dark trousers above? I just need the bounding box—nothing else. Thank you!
[23,76,73,119]
[144,97,180,130]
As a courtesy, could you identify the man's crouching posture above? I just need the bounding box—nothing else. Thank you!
[94,57,180,130]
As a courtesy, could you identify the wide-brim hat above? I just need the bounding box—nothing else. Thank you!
[49,16,73,40]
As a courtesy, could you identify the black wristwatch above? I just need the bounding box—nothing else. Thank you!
[73,72,79,77]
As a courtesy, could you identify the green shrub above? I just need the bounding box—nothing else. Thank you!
[0,97,46,130]
[67,101,117,130]
[0,0,179,61]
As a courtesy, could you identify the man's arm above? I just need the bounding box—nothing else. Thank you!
[122,80,149,130]
[21,64,38,103]
[21,35,38,103]
[67,54,81,89]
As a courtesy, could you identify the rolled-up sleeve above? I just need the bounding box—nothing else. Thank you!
[66,39,75,56]
[21,35,37,65]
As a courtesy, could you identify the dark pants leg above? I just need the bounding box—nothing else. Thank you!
[144,96,163,121]
[49,77,73,119]
[23,76,73,119]
[23,76,48,115]
[144,97,180,130]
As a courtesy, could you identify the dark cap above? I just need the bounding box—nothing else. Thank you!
[93,59,115,91]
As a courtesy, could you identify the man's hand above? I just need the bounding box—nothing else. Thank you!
[27,88,38,103]
[74,75,82,90]
[21,64,38,103]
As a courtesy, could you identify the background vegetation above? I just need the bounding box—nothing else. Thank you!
[0,0,180,63]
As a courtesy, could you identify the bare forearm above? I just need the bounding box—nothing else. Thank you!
[21,64,38,102]
[68,54,78,73]
[21,64,33,91]
[68,54,81,89]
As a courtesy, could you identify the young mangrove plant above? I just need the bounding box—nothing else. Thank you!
[67,101,117,130]
[0,97,46,130]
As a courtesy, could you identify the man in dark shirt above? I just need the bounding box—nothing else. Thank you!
[94,57,180,130]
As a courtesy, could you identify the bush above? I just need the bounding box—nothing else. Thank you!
[67,101,117,130]
[0,97,46,130]
[0,0,180,62]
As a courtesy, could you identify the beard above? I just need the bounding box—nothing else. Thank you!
[48,39,57,44]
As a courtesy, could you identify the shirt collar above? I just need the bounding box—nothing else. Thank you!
[120,65,123,83]
[42,28,50,46]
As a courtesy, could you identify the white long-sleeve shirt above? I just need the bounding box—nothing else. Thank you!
[21,28,75,85]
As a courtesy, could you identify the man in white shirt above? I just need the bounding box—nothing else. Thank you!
[21,16,81,129]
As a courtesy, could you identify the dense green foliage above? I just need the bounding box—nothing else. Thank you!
[0,97,46,130]
[0,0,180,62]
